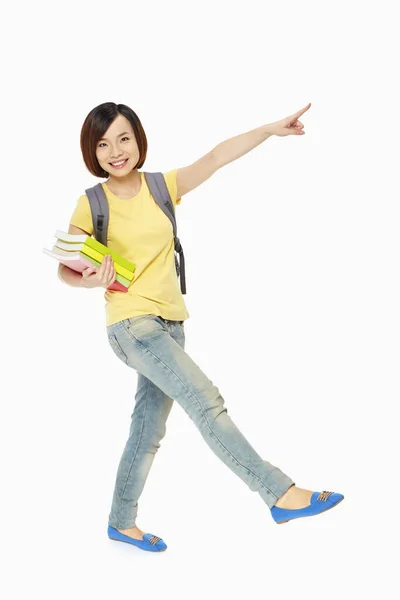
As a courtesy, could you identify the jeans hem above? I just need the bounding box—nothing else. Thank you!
[108,521,137,530]
[268,481,296,509]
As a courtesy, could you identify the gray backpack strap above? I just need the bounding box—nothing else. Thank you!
[144,172,186,295]
[85,183,109,247]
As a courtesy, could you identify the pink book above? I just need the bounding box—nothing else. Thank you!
[43,248,129,292]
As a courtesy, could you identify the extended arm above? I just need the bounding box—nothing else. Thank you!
[176,103,311,198]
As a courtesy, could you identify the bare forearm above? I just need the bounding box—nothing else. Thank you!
[58,264,86,288]
[211,123,273,169]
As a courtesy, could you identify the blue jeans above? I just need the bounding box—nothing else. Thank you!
[106,314,295,529]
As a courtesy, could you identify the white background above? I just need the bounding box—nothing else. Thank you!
[2,0,399,598]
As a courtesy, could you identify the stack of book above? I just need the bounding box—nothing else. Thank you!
[43,230,136,292]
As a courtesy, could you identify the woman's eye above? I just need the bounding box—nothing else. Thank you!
[98,137,129,148]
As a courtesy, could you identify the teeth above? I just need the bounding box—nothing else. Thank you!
[111,159,127,166]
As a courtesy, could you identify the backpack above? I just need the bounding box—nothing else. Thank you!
[85,172,186,294]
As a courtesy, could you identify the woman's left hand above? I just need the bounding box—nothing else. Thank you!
[268,103,311,137]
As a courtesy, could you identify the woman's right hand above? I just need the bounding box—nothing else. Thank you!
[81,254,117,289]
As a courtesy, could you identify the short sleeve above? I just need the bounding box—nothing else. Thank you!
[163,168,182,207]
[69,194,94,235]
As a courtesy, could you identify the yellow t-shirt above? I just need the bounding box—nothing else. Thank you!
[69,169,190,327]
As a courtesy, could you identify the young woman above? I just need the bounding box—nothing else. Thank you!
[59,101,344,552]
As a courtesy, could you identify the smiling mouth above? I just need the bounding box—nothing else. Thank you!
[109,158,129,167]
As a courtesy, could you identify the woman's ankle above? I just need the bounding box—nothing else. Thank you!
[274,486,313,509]
[275,484,296,508]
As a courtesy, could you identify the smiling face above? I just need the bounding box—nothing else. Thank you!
[95,114,140,177]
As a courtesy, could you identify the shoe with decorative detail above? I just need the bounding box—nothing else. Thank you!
[107,525,167,552]
[270,490,344,524]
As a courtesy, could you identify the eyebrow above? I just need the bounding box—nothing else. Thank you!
[99,131,130,141]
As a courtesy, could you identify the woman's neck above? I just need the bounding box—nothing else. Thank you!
[106,169,142,197]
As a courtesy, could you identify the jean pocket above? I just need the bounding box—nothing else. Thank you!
[108,332,128,365]
[124,314,165,342]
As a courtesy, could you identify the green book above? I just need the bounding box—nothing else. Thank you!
[54,230,136,274]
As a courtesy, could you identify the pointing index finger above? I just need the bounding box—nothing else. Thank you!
[295,103,311,118]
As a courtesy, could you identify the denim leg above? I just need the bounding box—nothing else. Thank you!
[107,374,174,528]
[107,320,185,529]
[107,315,295,511]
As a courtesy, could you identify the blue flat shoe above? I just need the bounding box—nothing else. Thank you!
[107,525,167,552]
[270,490,344,524]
